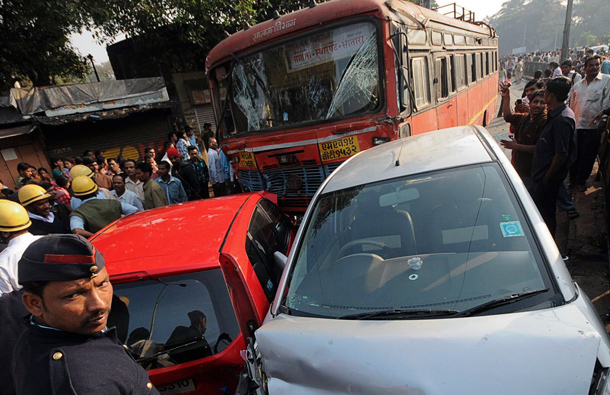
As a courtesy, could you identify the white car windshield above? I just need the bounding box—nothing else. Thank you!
[285,164,555,318]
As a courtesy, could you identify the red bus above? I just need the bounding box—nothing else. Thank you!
[206,0,499,213]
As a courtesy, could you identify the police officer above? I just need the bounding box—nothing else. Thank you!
[18,184,70,235]
[13,234,159,394]
[69,176,137,238]
[70,165,114,209]
[0,200,40,295]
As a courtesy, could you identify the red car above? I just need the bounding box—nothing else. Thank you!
[91,192,293,394]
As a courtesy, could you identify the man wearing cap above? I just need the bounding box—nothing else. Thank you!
[0,200,41,296]
[69,176,138,238]
[167,147,207,201]
[18,184,71,235]
[13,234,159,394]
[70,164,114,210]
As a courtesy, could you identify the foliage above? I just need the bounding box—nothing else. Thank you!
[488,0,610,55]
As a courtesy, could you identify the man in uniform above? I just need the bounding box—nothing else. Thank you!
[70,165,114,209]
[13,234,159,394]
[69,176,137,238]
[0,200,40,296]
[18,184,71,235]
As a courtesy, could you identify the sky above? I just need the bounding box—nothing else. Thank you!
[70,0,506,64]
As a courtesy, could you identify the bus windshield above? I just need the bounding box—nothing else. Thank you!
[215,21,382,136]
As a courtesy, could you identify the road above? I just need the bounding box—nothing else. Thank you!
[486,80,610,330]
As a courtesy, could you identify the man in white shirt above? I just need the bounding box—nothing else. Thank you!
[550,62,563,78]
[111,174,144,211]
[123,159,145,203]
[569,55,610,190]
[207,138,229,197]
[0,200,40,295]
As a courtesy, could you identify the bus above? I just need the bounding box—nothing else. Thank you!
[206,0,499,213]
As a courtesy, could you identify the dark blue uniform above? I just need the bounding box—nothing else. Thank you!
[13,324,159,395]
[0,290,28,395]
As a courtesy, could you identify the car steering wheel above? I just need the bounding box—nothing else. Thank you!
[338,239,389,257]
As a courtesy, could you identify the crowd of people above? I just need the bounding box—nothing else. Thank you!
[500,45,610,84]
[0,123,239,245]
[498,53,610,242]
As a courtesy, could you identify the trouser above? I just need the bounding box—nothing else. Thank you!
[212,182,229,197]
[571,128,601,186]
[556,181,575,211]
[529,172,567,238]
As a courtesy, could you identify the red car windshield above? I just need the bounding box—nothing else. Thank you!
[110,269,240,370]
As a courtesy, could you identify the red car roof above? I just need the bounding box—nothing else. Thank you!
[91,194,259,280]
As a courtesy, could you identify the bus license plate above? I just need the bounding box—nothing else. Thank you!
[157,379,196,394]
[319,136,360,163]
[239,151,257,169]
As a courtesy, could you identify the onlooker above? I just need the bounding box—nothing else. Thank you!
[53,175,72,210]
[550,62,562,78]
[0,179,14,198]
[108,157,122,175]
[69,176,137,237]
[156,161,188,205]
[167,148,207,201]
[500,87,547,185]
[83,157,113,190]
[561,60,582,86]
[601,54,610,75]
[144,146,157,161]
[135,162,168,209]
[123,159,145,203]
[83,149,95,159]
[569,55,610,191]
[40,181,73,225]
[110,174,144,211]
[0,200,40,295]
[187,146,210,199]
[529,77,576,237]
[208,138,229,197]
[176,130,191,160]
[37,167,52,183]
[202,123,215,150]
[186,125,198,148]
[15,162,35,188]
[18,185,70,235]
[145,154,159,180]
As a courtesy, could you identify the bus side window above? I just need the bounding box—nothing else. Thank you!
[435,57,449,99]
[412,57,430,109]
[471,54,477,83]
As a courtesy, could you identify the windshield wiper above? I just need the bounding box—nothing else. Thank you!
[455,288,550,317]
[338,308,459,320]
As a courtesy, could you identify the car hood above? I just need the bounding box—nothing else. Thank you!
[257,303,604,394]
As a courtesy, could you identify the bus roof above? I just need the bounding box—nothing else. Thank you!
[206,0,494,70]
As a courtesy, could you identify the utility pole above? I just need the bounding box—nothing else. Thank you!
[560,0,574,62]
[87,54,100,82]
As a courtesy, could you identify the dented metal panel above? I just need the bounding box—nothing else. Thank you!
[258,304,602,394]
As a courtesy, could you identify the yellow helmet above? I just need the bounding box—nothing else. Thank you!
[0,200,31,232]
[72,176,98,197]
[70,164,94,179]
[18,184,51,207]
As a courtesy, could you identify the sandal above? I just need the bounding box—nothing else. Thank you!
[567,209,580,219]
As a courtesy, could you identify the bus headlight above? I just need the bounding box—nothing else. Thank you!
[372,136,390,146]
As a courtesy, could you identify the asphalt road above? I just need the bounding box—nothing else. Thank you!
[485,80,610,330]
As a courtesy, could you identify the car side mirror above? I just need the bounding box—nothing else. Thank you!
[273,251,288,273]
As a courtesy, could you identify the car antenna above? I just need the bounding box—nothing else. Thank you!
[395,141,405,166]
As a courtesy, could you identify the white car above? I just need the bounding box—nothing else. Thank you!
[243,126,610,395]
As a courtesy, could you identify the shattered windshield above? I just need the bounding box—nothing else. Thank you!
[214,21,381,136]
[285,164,554,318]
